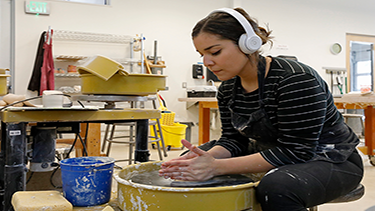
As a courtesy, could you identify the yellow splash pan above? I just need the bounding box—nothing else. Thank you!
[113,161,261,211]
[78,55,166,96]
[0,69,10,95]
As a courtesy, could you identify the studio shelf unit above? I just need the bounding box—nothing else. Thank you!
[52,30,144,94]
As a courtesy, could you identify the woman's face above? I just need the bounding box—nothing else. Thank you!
[193,32,251,81]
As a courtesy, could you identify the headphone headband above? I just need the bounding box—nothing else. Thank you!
[210,8,257,39]
[209,8,262,54]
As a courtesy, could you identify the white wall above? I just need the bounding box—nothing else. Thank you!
[5,0,375,141]
[0,0,11,68]
[244,0,375,83]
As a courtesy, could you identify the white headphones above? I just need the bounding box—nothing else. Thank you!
[209,8,262,54]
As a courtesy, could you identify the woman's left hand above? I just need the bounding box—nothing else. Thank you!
[159,139,216,181]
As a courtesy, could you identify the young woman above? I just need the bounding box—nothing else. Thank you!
[159,8,363,211]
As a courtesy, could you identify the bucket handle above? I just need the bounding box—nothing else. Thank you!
[93,167,113,172]
[91,162,113,168]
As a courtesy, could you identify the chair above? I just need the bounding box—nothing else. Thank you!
[342,113,365,138]
[308,184,365,211]
[55,143,73,161]
[101,96,167,164]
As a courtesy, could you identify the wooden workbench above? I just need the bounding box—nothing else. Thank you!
[334,93,375,165]
[178,98,218,145]
[0,107,160,211]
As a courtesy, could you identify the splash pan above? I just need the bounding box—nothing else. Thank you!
[114,161,261,211]
[77,55,166,96]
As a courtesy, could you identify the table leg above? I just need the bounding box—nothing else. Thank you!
[135,119,150,162]
[199,103,211,145]
[79,123,101,156]
[1,122,27,211]
[365,106,375,156]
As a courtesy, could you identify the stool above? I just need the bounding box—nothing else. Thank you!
[308,184,365,211]
[55,143,73,160]
[101,120,166,164]
[342,113,365,138]
[101,96,167,164]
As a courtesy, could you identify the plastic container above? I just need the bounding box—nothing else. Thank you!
[79,73,166,96]
[60,156,115,207]
[161,123,187,148]
[77,55,166,96]
[160,111,175,125]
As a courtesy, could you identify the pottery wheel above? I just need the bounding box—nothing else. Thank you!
[72,95,149,109]
[129,170,253,188]
[130,170,174,187]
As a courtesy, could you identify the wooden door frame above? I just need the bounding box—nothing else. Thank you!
[346,33,375,93]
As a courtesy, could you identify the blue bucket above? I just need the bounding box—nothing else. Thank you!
[60,156,115,207]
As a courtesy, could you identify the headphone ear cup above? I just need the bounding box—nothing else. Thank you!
[238,33,262,54]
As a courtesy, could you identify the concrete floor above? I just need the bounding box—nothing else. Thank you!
[25,131,375,211]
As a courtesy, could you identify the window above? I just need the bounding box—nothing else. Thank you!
[346,34,375,93]
[350,41,373,92]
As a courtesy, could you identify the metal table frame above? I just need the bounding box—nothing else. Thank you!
[0,108,160,211]
[334,98,375,165]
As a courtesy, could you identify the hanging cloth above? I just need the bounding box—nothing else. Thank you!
[27,31,46,94]
[39,30,55,95]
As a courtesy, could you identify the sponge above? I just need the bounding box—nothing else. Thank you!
[11,190,73,211]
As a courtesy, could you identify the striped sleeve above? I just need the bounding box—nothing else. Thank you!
[260,73,326,166]
[215,80,251,157]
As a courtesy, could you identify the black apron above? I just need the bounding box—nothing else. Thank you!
[228,56,278,152]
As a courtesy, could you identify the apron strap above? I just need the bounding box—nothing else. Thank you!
[230,56,267,107]
[257,56,267,107]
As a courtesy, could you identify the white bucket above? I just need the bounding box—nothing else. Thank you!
[43,90,63,107]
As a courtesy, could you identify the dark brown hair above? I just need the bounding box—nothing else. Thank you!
[192,8,272,55]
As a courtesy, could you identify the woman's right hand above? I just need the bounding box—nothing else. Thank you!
[159,139,217,181]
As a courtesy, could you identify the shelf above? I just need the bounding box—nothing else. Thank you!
[53,30,133,44]
[323,67,346,74]
[60,91,81,94]
[54,55,88,61]
[55,73,80,77]
[57,86,81,94]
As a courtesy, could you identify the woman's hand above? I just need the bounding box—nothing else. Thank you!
[159,139,216,181]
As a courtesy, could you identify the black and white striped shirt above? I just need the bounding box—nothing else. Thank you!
[215,56,346,167]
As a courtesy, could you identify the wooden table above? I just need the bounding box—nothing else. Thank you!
[0,107,160,211]
[178,98,218,145]
[334,93,375,165]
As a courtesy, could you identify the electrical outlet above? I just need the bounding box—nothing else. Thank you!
[182,82,187,88]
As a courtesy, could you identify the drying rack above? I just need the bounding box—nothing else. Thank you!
[53,30,133,44]
[53,29,146,73]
